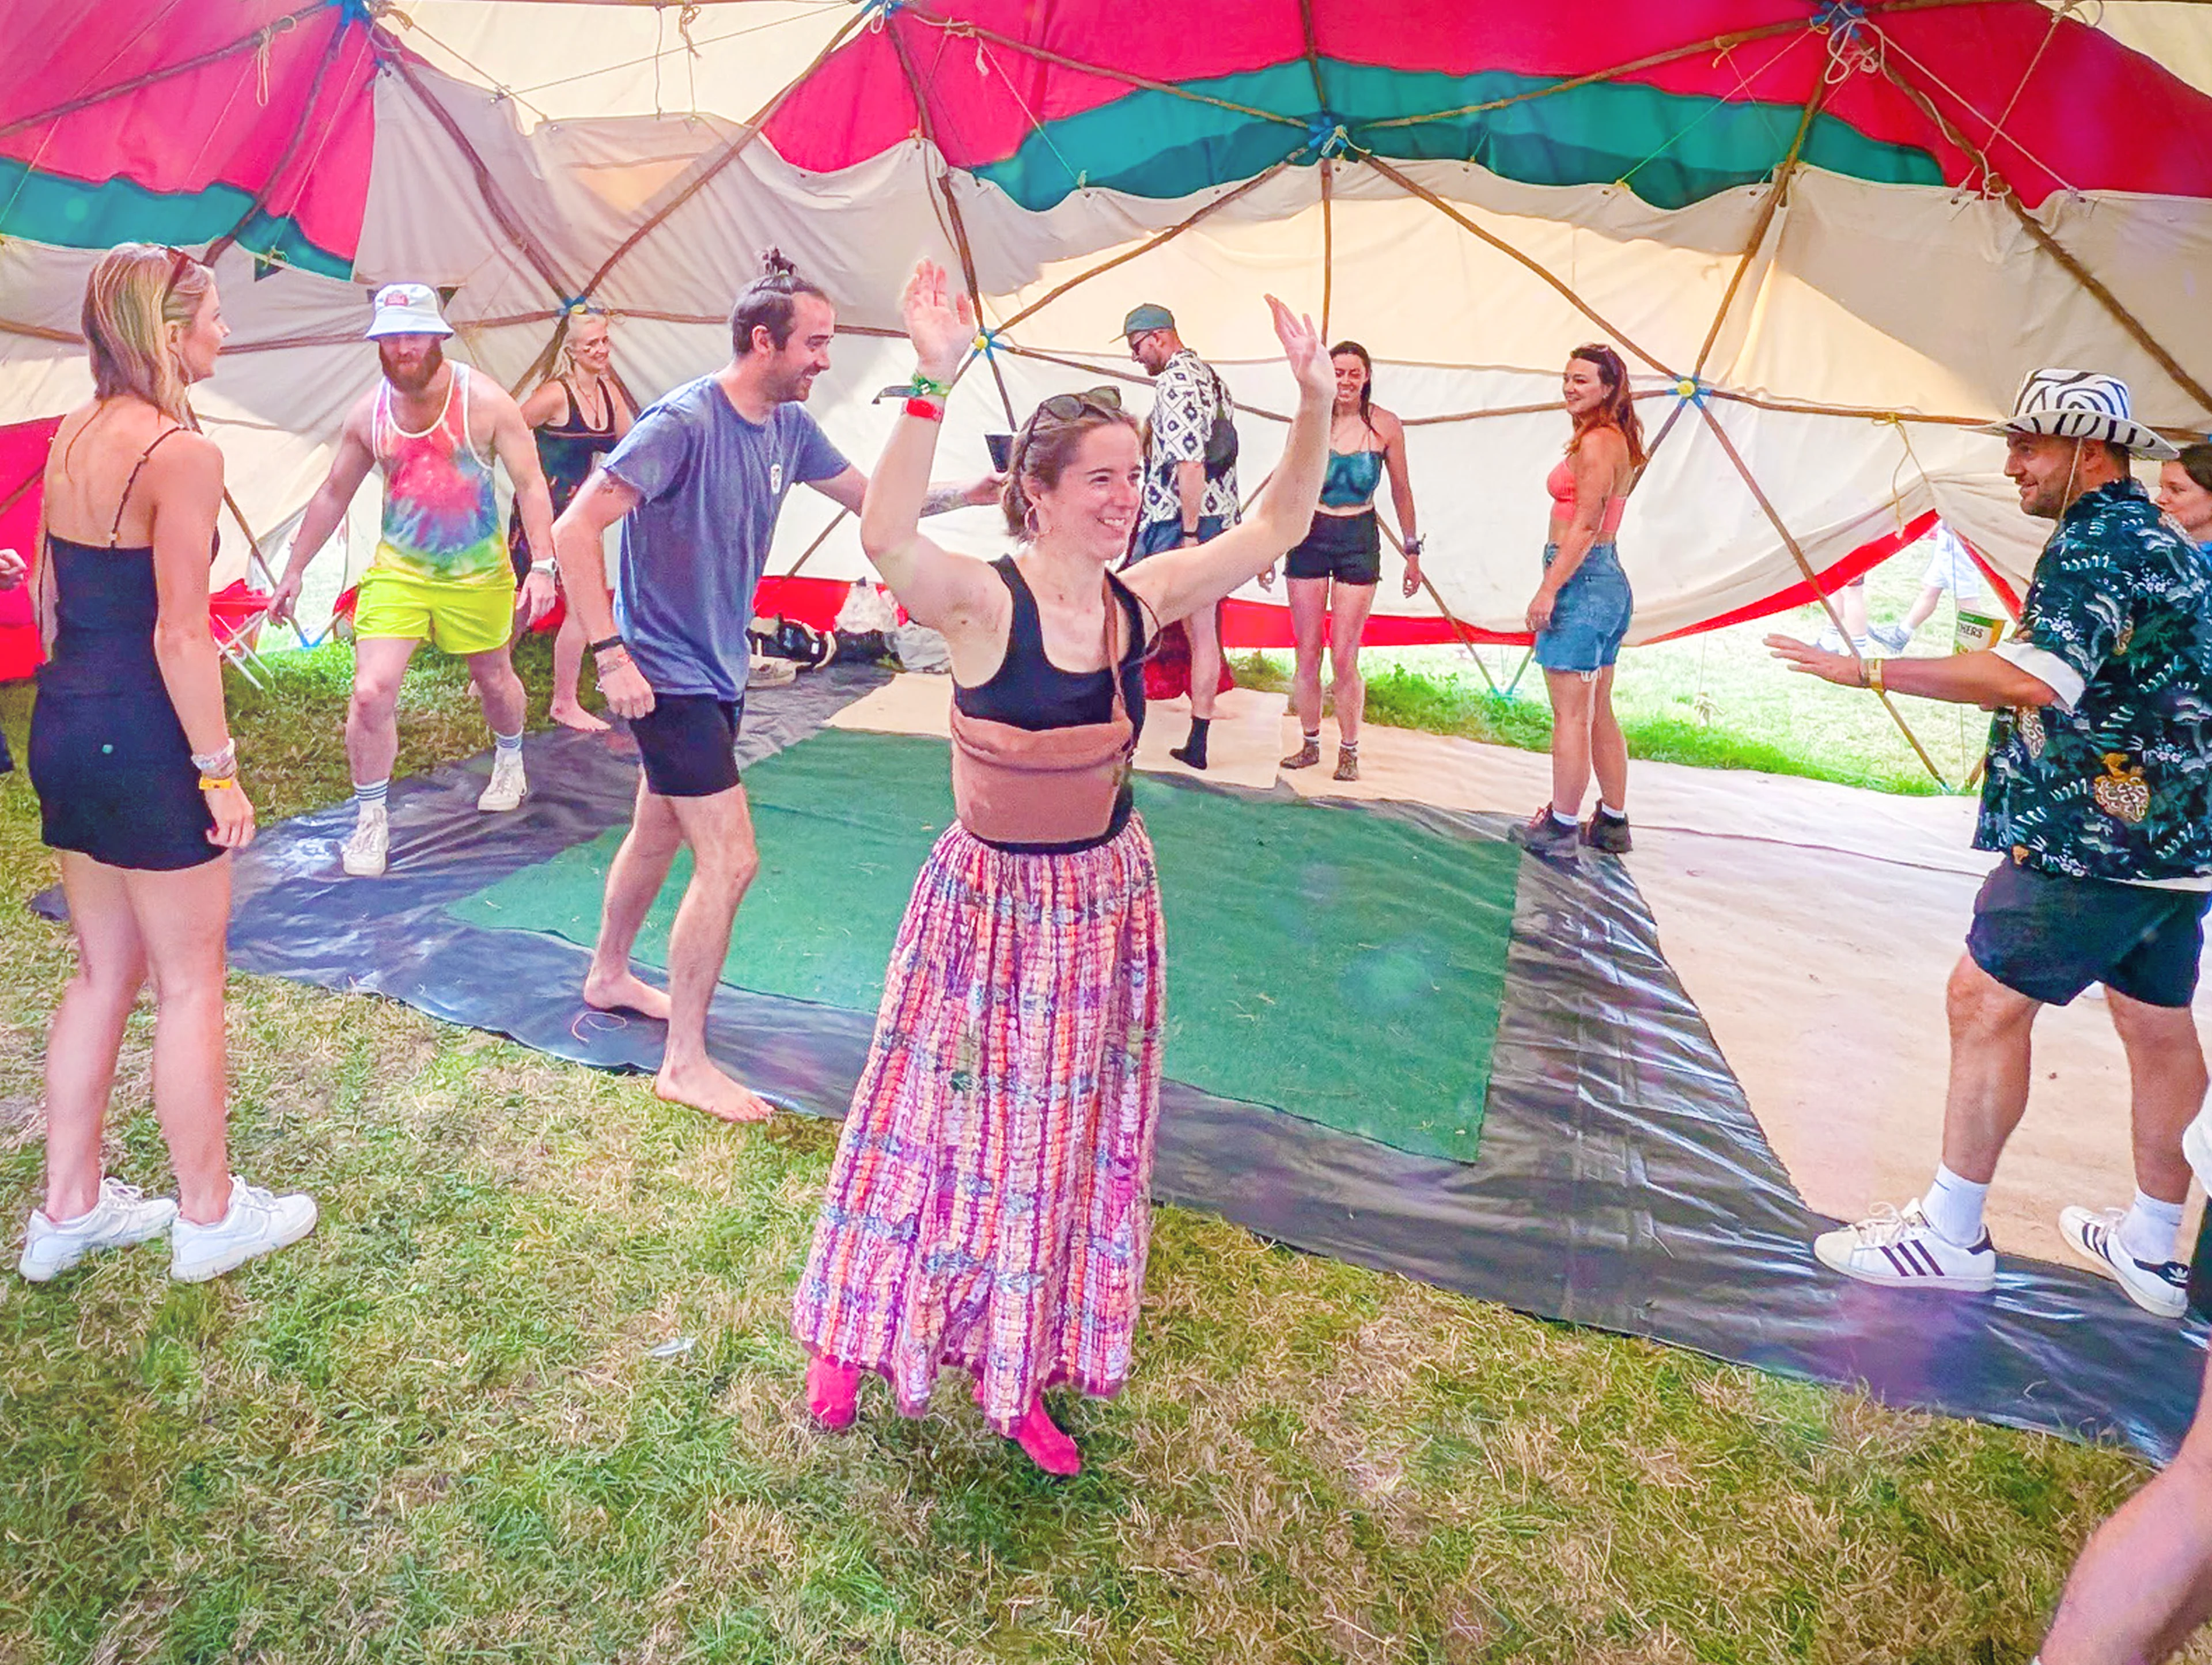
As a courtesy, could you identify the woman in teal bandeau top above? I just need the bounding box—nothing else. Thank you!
[1263,341,1421,781]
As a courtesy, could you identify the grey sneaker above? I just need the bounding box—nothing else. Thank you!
[342,803,388,877]
[1509,806,1581,859]
[1868,623,1912,654]
[1582,811,1633,855]
[19,1178,178,1282]
[170,1176,319,1283]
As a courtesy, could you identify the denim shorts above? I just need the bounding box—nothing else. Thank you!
[1129,514,1228,562]
[1533,541,1633,674]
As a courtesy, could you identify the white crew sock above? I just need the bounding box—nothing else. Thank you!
[1921,1162,1989,1247]
[2118,1189,2186,1265]
[1551,809,1578,830]
[353,779,388,810]
[493,729,524,756]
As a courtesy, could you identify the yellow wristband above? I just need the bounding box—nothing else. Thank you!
[199,775,239,792]
[1866,658,1887,697]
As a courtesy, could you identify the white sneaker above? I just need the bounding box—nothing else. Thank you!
[1812,1200,1997,1292]
[2059,1204,2188,1319]
[478,749,527,812]
[2185,1109,2212,1194]
[169,1176,318,1283]
[342,803,389,877]
[19,1178,178,1282]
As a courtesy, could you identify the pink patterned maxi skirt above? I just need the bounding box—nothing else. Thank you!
[791,814,1166,1434]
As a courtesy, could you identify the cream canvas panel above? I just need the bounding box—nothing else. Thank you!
[2085,2,2212,101]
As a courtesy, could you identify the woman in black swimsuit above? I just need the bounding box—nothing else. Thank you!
[17,244,315,1285]
[513,306,634,731]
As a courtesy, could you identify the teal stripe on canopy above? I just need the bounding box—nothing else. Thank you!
[0,162,354,281]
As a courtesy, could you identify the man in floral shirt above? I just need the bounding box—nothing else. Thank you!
[1124,302,1240,769]
[1770,368,2209,1322]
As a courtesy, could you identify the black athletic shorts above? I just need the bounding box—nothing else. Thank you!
[1284,509,1381,586]
[630,694,741,799]
[1967,855,2212,1008]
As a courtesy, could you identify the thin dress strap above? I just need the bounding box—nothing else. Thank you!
[108,426,184,547]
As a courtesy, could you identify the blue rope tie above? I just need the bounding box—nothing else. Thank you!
[1813,1,1866,39]
[971,325,1006,362]
[1301,113,1349,159]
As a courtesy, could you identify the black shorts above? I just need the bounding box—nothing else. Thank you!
[1967,856,2212,1008]
[630,695,741,799]
[1284,510,1381,586]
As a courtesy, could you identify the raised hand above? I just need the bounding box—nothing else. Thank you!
[901,259,974,384]
[1264,294,1332,404]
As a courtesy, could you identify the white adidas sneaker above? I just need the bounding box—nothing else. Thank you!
[478,749,527,812]
[169,1176,319,1283]
[18,1178,178,1282]
[342,803,389,877]
[2059,1204,2188,1319]
[1812,1201,1997,1292]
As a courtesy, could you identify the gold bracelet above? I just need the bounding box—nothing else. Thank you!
[1866,658,1887,697]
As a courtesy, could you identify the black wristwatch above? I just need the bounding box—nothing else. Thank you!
[588,634,626,655]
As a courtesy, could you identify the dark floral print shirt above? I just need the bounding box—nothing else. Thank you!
[1976,478,2212,881]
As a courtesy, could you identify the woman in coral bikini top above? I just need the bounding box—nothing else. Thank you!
[1512,342,1643,860]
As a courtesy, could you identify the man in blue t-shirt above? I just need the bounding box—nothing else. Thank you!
[555,252,994,1124]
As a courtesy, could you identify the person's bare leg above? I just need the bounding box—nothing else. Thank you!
[1328,581,1377,746]
[41,854,149,1223]
[2042,1353,2212,1665]
[1544,670,1596,819]
[1185,604,1222,721]
[466,646,528,738]
[584,775,680,1021]
[1838,579,1870,640]
[345,636,418,787]
[656,784,772,1122]
[1589,663,1630,811]
[126,859,236,1225]
[548,608,609,733]
[2106,989,2206,1208]
[1938,954,2042,1184]
[1286,577,1329,739]
[1902,585,1944,634]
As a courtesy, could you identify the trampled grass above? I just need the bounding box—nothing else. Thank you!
[0,629,2194,1663]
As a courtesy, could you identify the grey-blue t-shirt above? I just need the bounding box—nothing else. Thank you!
[603,376,849,703]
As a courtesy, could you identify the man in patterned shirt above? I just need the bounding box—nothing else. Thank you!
[1770,369,2209,1321]
[1124,303,1239,769]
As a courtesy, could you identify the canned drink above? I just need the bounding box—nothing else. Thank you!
[1955,607,2006,654]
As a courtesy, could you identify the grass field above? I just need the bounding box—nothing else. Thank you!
[0,624,2192,1664]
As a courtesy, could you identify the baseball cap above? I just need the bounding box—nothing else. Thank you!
[1120,303,1175,340]
[366,283,454,340]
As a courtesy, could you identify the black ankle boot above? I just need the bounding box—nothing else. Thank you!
[1169,716,1211,771]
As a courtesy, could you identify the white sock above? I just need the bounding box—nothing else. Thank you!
[1599,802,1627,821]
[493,729,524,755]
[353,779,388,810]
[2118,1190,2186,1264]
[1921,1162,1989,1247]
[1551,809,1578,830]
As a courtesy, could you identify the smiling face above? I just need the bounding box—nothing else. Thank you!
[2157,458,2212,541]
[1026,420,1142,562]
[756,292,835,404]
[2003,432,2116,521]
[378,334,446,395]
[1127,329,1175,377]
[1561,356,1609,418]
[172,282,228,383]
[1331,351,1368,414]
[566,315,612,378]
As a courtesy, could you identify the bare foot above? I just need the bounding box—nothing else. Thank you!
[582,969,672,1021]
[655,1059,775,1124]
[550,700,611,734]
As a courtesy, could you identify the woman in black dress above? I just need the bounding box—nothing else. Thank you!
[17,244,315,1285]
[513,306,634,731]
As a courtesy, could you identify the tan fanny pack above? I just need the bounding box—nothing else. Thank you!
[949,575,1136,847]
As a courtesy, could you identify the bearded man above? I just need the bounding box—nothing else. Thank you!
[271,283,558,876]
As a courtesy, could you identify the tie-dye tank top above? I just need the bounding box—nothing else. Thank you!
[372,363,509,586]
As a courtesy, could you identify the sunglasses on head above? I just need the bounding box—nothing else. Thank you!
[1033,386,1123,423]
[162,245,198,292]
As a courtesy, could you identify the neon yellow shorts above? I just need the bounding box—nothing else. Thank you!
[353,568,515,658]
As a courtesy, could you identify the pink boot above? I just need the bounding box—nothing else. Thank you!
[806,1356,860,1431]
[1011,1397,1082,1476]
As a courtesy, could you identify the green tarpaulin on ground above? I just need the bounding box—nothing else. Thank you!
[451,728,1519,1161]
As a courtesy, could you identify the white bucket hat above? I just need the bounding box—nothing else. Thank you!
[1979,367,2179,460]
[365,282,453,340]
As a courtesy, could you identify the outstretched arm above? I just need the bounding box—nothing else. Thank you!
[855,261,1012,641]
[1120,297,1334,627]
[269,402,377,623]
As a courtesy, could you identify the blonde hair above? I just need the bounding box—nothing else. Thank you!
[560,304,609,377]
[82,242,212,423]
